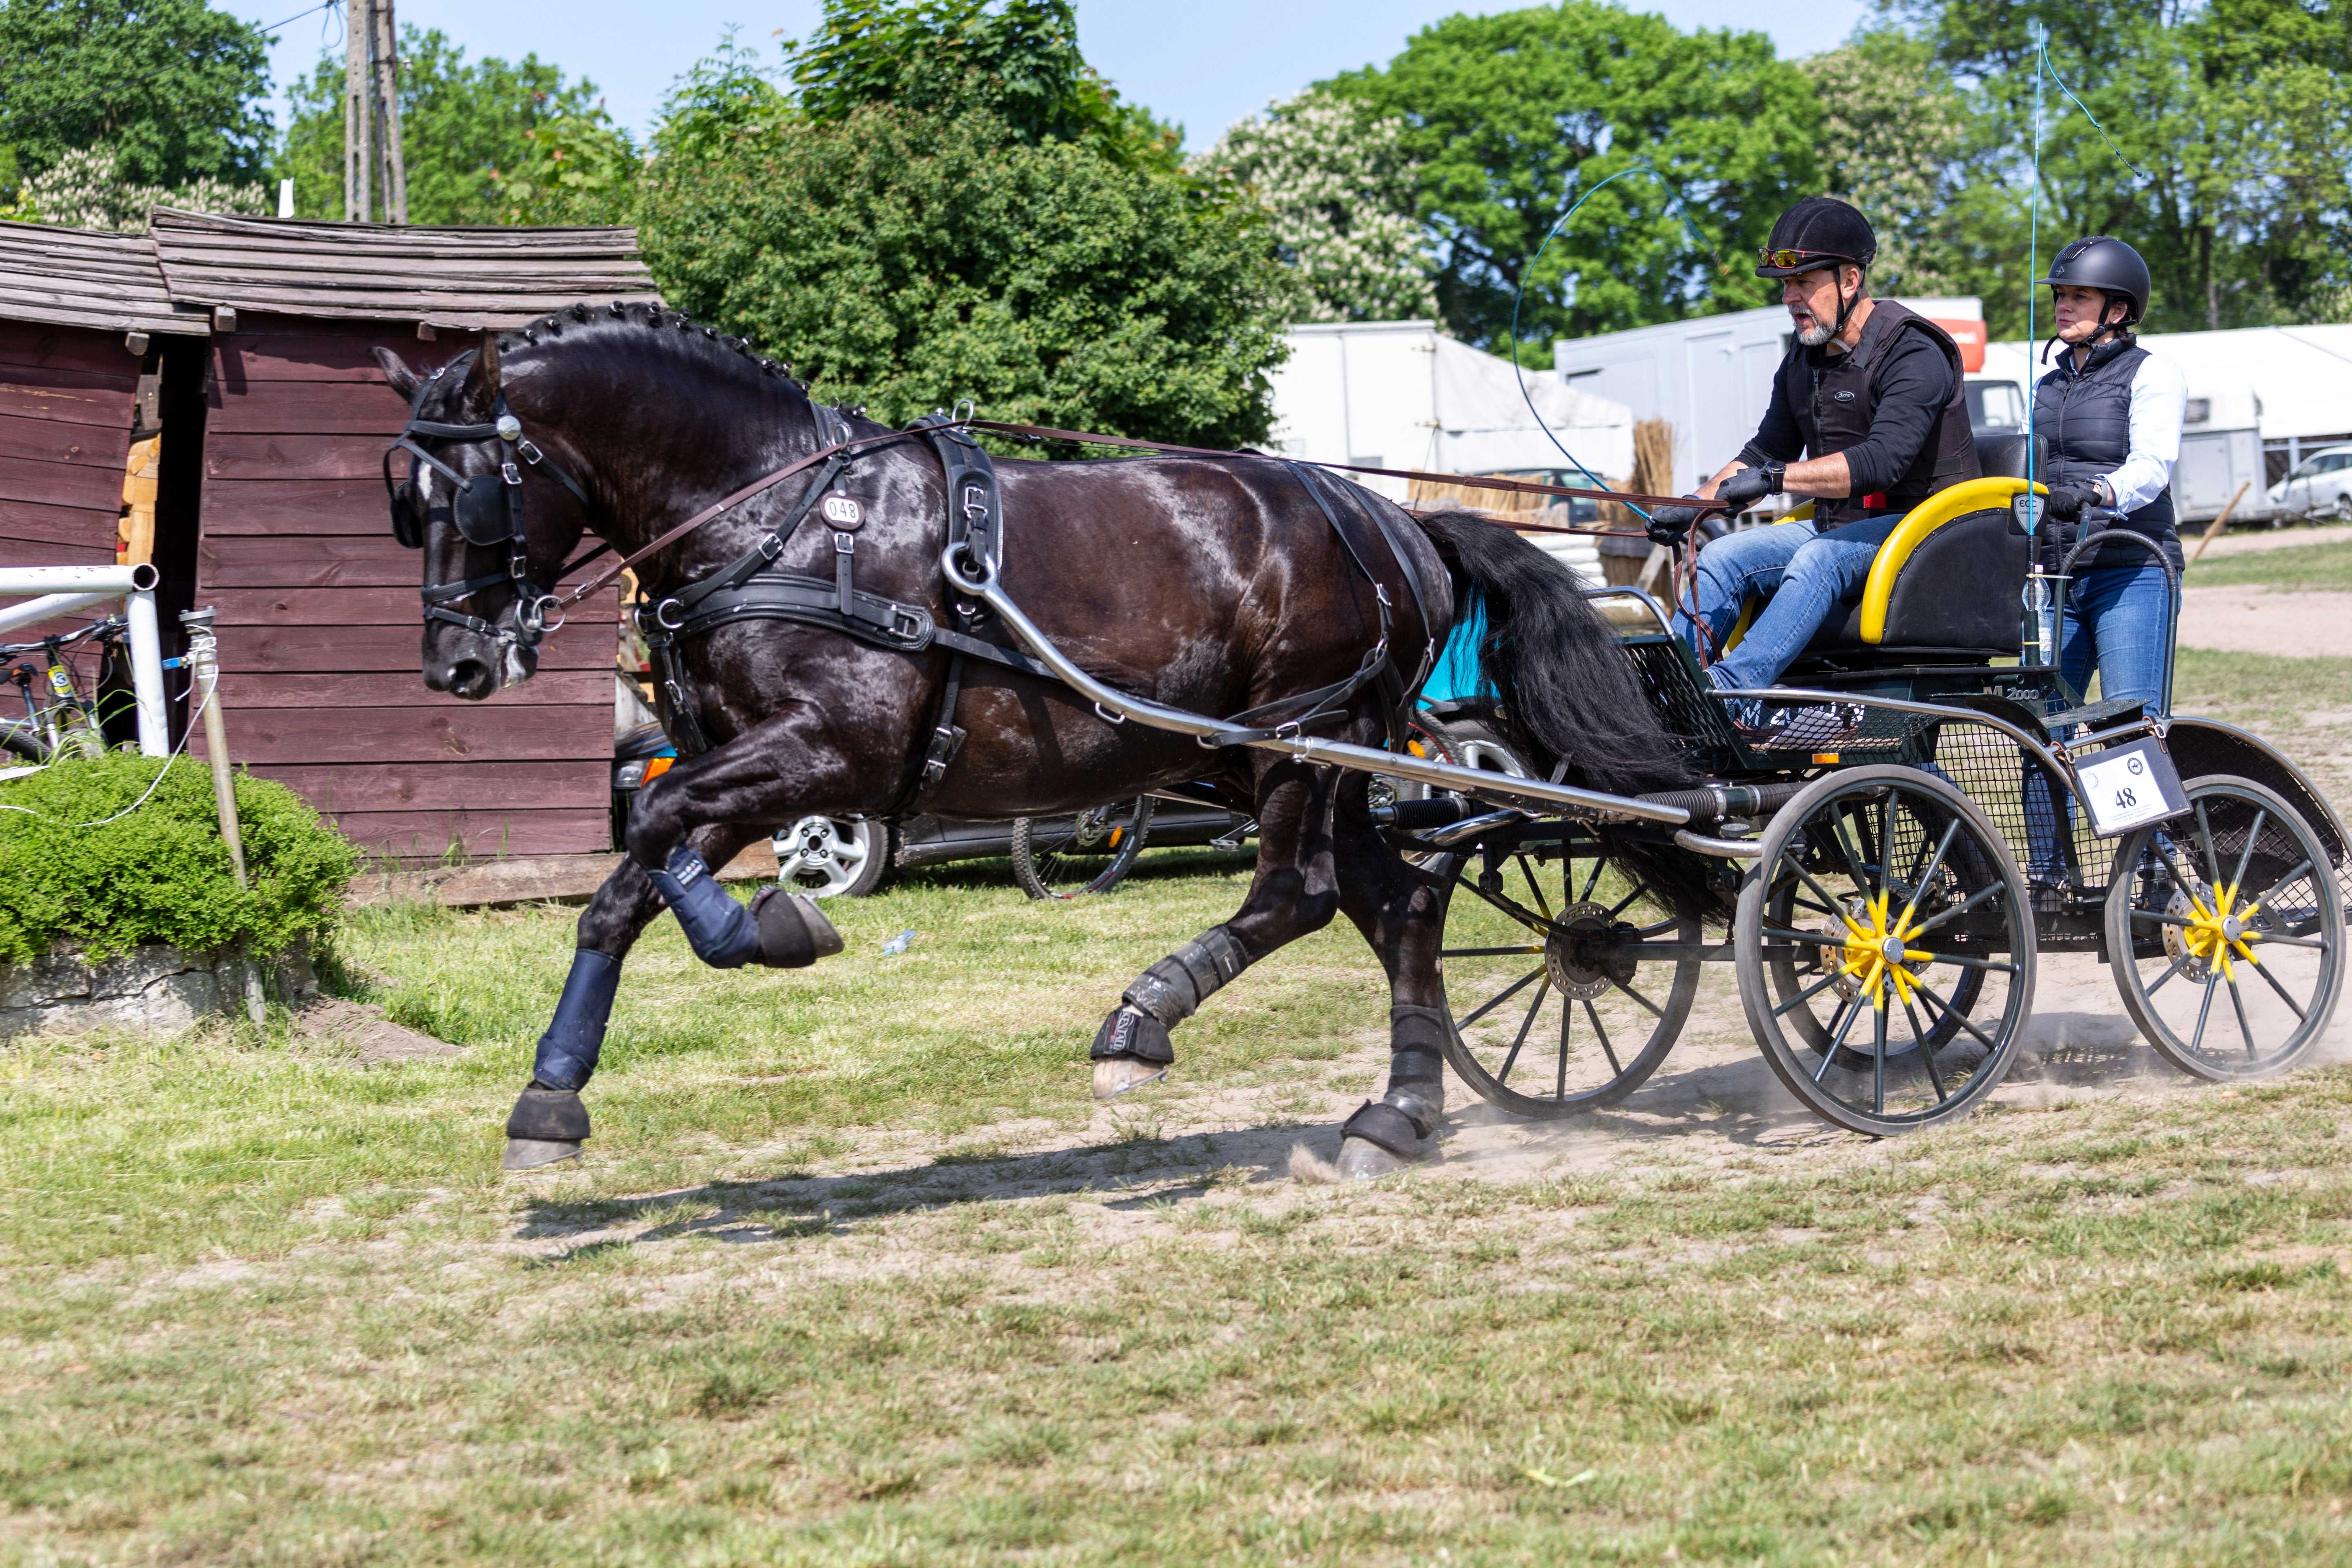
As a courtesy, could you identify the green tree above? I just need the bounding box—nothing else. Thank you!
[276,26,634,224]
[1200,88,1437,323]
[640,95,1293,444]
[0,0,270,192]
[1887,0,2352,332]
[1328,1,1819,354]
[783,0,1177,168]
[1804,31,1979,298]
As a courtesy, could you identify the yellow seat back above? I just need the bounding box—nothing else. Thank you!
[1857,477,2044,644]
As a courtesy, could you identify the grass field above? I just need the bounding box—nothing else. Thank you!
[5,662,2352,1563]
[2187,537,2352,591]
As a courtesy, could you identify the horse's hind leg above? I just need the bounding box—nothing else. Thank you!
[502,819,770,1170]
[1328,782,1451,1179]
[1091,759,1342,1098]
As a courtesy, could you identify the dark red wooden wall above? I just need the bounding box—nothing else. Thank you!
[0,319,137,591]
[196,313,617,862]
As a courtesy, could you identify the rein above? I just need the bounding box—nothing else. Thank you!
[550,418,1724,613]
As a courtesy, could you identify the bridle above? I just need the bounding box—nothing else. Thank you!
[383,350,595,649]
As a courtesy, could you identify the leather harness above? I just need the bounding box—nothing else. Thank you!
[388,393,1729,800]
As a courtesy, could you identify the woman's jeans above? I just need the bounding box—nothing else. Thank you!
[1673,514,1906,692]
[2023,561,2178,880]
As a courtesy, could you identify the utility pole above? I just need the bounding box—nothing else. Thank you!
[342,0,408,223]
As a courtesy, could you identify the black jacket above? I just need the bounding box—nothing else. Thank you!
[1740,299,1981,529]
[2036,337,2179,572]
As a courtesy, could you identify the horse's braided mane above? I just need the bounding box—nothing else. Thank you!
[494,299,810,395]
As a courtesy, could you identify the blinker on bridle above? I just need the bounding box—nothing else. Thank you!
[384,349,592,648]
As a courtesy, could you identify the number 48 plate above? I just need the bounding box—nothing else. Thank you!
[2074,736,2190,837]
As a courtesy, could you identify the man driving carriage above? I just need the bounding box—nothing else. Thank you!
[1647,197,1981,702]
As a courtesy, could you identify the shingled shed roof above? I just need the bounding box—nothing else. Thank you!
[0,219,209,337]
[149,209,663,329]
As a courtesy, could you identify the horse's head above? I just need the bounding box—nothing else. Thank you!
[375,332,593,700]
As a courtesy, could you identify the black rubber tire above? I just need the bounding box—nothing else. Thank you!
[1737,765,2036,1136]
[2103,775,2344,1080]
[1011,797,1154,899]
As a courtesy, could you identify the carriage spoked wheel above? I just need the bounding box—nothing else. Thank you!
[2103,775,2344,1080]
[1736,766,2036,1136]
[1431,835,1703,1118]
[1011,797,1154,899]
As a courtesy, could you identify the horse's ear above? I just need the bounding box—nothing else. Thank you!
[452,329,504,414]
[372,345,422,399]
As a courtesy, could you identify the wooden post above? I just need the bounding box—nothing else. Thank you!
[2188,480,2252,565]
[344,0,370,220]
[372,0,408,225]
[178,608,265,1025]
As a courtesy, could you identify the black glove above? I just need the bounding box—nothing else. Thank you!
[1645,501,1702,548]
[1714,463,1783,510]
[2041,479,2104,523]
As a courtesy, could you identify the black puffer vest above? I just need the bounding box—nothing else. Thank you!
[2035,336,2179,572]
[1780,298,1980,528]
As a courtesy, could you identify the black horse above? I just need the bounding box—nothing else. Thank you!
[375,305,1692,1176]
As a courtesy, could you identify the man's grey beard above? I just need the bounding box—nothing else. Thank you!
[1796,318,1834,347]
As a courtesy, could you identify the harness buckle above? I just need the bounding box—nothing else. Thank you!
[833,530,856,555]
[501,460,522,486]
[518,438,544,465]
[757,532,785,562]
[890,605,928,642]
[654,597,687,632]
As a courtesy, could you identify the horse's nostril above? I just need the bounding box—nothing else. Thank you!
[448,659,495,701]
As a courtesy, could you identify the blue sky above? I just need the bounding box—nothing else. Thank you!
[224,0,1872,148]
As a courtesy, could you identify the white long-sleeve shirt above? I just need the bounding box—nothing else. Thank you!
[2031,346,2187,513]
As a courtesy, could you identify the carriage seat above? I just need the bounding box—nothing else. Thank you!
[1794,433,2042,662]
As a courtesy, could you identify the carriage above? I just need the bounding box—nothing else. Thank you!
[951,439,2350,1138]
[370,319,2345,1165]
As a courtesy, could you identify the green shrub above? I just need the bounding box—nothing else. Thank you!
[0,754,356,966]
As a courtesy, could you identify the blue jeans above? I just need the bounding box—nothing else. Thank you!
[1673,514,1905,692]
[2023,561,2179,878]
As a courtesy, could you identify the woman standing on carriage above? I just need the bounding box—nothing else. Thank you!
[2031,236,2187,717]
[2022,236,2187,898]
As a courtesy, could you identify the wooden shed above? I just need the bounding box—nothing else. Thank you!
[0,223,209,650]
[145,210,663,862]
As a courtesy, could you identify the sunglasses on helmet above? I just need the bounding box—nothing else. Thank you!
[1758,248,1844,271]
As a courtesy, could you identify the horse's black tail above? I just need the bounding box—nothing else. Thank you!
[1412,508,1693,796]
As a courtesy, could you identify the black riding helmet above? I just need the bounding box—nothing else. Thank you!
[1754,196,1878,278]
[2037,235,2151,327]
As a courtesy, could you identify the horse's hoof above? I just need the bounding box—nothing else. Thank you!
[1336,1135,1414,1180]
[503,1137,583,1170]
[1093,1056,1168,1100]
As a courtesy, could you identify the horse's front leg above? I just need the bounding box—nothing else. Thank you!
[501,731,853,1169]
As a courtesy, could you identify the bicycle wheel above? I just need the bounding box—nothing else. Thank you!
[1012,797,1154,899]
[1432,833,1701,1118]
[1738,766,2035,1136]
[2104,775,2343,1080]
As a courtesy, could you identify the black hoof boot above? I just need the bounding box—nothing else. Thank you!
[504,1082,590,1170]
[1336,1101,1424,1180]
[1090,1005,1173,1099]
[751,888,845,968]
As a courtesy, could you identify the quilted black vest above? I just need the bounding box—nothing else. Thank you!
[1779,298,1981,528]
[2034,337,2179,571]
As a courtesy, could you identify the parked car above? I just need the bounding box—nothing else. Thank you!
[2268,444,2352,521]
[612,722,1251,898]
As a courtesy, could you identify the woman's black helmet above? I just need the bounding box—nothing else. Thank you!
[2037,236,2151,325]
[1755,196,1878,278]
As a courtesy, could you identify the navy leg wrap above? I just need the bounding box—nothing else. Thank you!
[531,947,622,1091]
[646,846,760,969]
